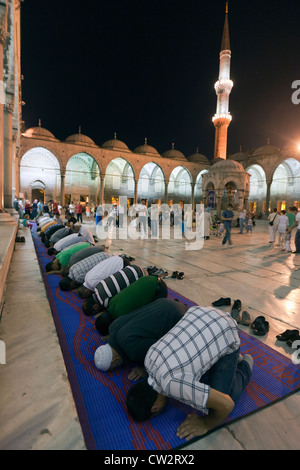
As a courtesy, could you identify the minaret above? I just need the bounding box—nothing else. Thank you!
[212,1,233,159]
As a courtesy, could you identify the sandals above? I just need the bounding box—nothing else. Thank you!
[250,316,269,336]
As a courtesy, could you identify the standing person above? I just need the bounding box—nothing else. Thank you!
[117,202,125,228]
[268,208,278,243]
[285,207,296,252]
[126,306,253,440]
[287,207,300,253]
[13,196,19,213]
[221,203,234,248]
[276,210,289,246]
[150,204,159,238]
[204,207,212,240]
[75,202,83,223]
[52,200,59,216]
[24,200,31,217]
[238,207,247,234]
[85,203,91,220]
[95,205,103,226]
[246,216,253,234]
[37,200,43,217]
[69,201,75,215]
[136,200,148,237]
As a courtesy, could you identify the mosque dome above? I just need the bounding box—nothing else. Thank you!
[210,157,224,165]
[162,143,186,161]
[211,159,244,172]
[134,139,161,157]
[252,144,280,156]
[228,152,249,162]
[22,122,58,141]
[101,133,130,151]
[65,128,96,146]
[187,149,209,163]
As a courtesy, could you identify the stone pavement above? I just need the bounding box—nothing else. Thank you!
[0,219,299,450]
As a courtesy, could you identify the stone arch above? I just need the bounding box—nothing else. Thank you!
[104,157,135,203]
[65,152,101,205]
[245,164,267,206]
[270,158,300,208]
[194,169,209,203]
[138,162,165,204]
[20,147,61,201]
[168,166,192,203]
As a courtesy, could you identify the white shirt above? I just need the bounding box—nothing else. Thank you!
[54,233,88,252]
[277,214,289,233]
[136,204,147,217]
[83,255,124,291]
[145,306,240,414]
[239,209,246,219]
[296,212,300,229]
[78,225,95,245]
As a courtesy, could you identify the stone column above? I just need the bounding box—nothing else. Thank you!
[60,170,65,206]
[238,189,245,210]
[3,99,14,208]
[0,7,8,212]
[134,178,138,205]
[216,191,222,215]
[164,179,169,204]
[265,180,271,214]
[100,176,105,205]
[190,182,195,210]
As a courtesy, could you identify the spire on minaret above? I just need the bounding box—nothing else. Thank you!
[212,1,233,159]
[221,1,230,52]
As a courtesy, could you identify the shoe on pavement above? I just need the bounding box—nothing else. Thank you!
[212,297,231,307]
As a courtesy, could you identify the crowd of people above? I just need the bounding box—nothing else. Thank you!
[268,206,300,253]
[28,204,254,441]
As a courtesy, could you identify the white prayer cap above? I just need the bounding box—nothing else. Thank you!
[94,344,113,371]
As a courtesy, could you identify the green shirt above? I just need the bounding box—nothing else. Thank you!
[287,212,295,227]
[56,242,90,266]
[107,275,158,319]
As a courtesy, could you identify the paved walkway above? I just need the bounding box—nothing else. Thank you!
[0,219,299,450]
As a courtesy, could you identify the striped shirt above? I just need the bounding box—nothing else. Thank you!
[145,306,240,414]
[83,255,124,291]
[44,223,64,239]
[94,265,148,308]
[69,252,111,284]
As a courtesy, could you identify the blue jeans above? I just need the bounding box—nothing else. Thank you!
[205,348,252,404]
[239,217,245,233]
[295,230,300,251]
[222,226,232,245]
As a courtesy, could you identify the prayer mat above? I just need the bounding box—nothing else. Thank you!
[32,226,300,450]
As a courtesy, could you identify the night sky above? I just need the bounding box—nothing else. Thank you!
[21,0,300,160]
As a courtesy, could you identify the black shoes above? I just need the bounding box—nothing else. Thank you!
[231,299,242,322]
[212,297,231,307]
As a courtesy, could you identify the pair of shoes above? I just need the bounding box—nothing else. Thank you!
[15,236,25,243]
[231,299,242,322]
[286,331,300,348]
[146,266,157,274]
[150,268,168,278]
[171,271,184,279]
[250,316,269,336]
[276,329,299,343]
[212,297,231,307]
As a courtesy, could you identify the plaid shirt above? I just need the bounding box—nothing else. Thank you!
[69,252,111,284]
[145,306,240,414]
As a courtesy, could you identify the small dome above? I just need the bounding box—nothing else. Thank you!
[101,133,130,151]
[210,157,224,165]
[228,152,249,162]
[187,149,208,163]
[134,139,160,157]
[162,143,186,161]
[65,128,96,146]
[211,159,244,172]
[22,122,58,141]
[253,144,280,156]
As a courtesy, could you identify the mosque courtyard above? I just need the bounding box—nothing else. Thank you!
[0,217,299,450]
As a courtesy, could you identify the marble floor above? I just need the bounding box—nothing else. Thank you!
[0,218,299,450]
